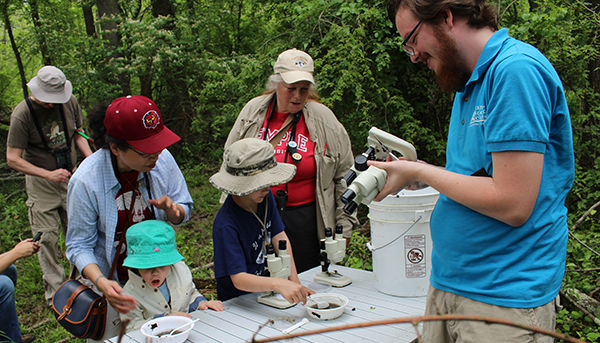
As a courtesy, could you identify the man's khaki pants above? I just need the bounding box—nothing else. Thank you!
[423,286,557,343]
[25,175,69,306]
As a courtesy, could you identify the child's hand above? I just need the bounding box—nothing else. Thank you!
[168,312,191,318]
[197,300,224,311]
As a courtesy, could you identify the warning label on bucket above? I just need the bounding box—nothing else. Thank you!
[404,234,426,278]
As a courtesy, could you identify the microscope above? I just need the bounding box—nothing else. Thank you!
[257,240,295,309]
[341,127,417,214]
[313,225,352,287]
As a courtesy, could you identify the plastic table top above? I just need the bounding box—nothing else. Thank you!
[106,265,426,342]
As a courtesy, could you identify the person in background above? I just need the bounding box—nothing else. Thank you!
[210,138,314,303]
[65,95,193,341]
[6,65,93,307]
[222,48,358,274]
[374,1,575,342]
[120,220,223,331]
[0,238,40,343]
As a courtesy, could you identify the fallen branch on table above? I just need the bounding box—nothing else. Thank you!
[249,314,587,343]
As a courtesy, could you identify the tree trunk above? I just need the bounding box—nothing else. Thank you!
[149,0,193,145]
[1,2,28,98]
[235,0,243,54]
[82,0,96,37]
[29,0,52,65]
[589,0,600,93]
[96,0,131,95]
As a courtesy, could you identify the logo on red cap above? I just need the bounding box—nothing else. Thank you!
[143,110,160,129]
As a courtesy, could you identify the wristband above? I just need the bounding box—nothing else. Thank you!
[94,274,106,286]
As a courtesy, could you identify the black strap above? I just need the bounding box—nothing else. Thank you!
[283,110,302,162]
[25,97,72,151]
[262,95,302,156]
[261,95,303,209]
[143,172,156,217]
[280,112,302,201]
[262,95,278,140]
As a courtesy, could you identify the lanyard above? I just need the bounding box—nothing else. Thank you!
[250,199,270,252]
[262,94,302,151]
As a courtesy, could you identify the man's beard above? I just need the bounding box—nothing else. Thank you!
[432,25,470,92]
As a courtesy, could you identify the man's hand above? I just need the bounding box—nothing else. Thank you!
[367,159,421,201]
[45,168,72,183]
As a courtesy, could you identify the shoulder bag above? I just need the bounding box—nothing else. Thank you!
[51,232,124,339]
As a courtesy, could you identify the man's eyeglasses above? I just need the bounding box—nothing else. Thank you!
[401,19,423,56]
[129,146,160,159]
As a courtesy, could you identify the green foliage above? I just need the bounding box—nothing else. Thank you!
[1,0,600,341]
[0,191,30,247]
[342,230,373,271]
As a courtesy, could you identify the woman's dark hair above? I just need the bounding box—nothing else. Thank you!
[388,0,498,30]
[87,103,129,151]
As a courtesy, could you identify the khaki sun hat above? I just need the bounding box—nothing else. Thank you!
[27,66,73,104]
[273,48,315,85]
[210,138,296,196]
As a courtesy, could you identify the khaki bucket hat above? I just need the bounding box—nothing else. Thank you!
[210,138,296,196]
[27,66,73,104]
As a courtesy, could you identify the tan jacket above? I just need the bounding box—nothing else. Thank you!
[120,261,203,331]
[223,93,358,238]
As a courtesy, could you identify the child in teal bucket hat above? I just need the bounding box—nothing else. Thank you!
[119,220,223,331]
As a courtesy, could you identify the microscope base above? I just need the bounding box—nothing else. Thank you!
[257,292,296,309]
[314,271,352,287]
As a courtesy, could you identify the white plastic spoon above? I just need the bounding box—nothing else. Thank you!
[164,318,199,337]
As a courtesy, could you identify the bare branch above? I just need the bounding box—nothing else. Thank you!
[566,267,600,273]
[251,319,274,342]
[571,199,600,231]
[250,314,587,343]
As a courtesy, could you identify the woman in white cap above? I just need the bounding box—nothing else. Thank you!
[222,49,358,274]
[65,95,193,341]
[210,138,314,303]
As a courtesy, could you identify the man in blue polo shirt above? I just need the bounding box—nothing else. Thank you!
[372,1,574,342]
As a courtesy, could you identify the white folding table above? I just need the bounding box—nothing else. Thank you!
[107,265,426,342]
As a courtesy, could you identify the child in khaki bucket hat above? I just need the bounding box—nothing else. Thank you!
[119,220,223,331]
[210,138,314,303]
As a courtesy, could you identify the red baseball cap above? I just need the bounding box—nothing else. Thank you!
[104,95,180,154]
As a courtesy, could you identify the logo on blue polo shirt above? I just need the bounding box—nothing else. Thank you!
[470,105,487,127]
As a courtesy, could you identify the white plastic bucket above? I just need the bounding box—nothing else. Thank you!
[367,187,439,297]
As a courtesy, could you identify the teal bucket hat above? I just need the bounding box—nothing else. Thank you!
[123,220,184,269]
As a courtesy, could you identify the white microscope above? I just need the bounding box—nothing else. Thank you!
[341,126,417,214]
[313,225,352,287]
[257,240,295,309]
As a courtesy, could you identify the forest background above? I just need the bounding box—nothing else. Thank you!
[0,0,599,342]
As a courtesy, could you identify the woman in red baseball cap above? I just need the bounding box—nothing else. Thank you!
[64,95,193,340]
